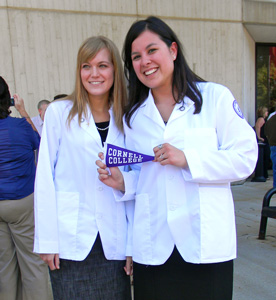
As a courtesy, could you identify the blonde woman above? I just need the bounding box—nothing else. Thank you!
[255,106,268,142]
[34,36,133,300]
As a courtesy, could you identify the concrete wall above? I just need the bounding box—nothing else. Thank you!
[0,0,274,126]
[0,0,137,117]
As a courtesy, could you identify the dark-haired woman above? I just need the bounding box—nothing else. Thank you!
[0,76,52,300]
[97,17,258,300]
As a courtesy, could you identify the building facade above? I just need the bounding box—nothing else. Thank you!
[1,0,276,125]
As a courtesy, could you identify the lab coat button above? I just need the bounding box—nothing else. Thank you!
[98,186,103,191]
[169,205,176,211]
[168,175,174,180]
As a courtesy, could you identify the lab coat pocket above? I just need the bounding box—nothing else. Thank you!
[199,185,236,260]
[56,191,80,250]
[133,193,151,257]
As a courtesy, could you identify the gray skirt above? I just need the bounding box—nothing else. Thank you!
[50,234,131,300]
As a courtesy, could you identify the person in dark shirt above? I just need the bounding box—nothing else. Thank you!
[255,106,270,179]
[0,76,52,300]
[265,113,276,187]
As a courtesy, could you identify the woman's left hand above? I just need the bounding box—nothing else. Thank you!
[153,143,188,168]
[124,256,133,276]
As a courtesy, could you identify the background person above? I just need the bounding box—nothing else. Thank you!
[97,16,258,300]
[52,94,68,101]
[255,106,268,143]
[265,113,276,187]
[254,106,270,179]
[34,36,133,300]
[31,99,50,136]
[267,106,276,120]
[0,76,52,300]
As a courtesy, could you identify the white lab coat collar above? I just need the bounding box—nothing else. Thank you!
[107,107,121,145]
[142,90,195,127]
[72,104,121,149]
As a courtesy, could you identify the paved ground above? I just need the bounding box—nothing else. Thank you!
[232,173,276,300]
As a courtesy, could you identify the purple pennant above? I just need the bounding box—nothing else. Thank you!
[105,143,154,167]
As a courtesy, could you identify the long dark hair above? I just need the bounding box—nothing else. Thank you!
[122,16,205,127]
[0,76,11,119]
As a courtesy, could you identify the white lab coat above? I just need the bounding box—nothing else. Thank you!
[122,82,258,265]
[34,100,134,261]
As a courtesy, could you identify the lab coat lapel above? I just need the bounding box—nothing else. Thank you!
[142,91,165,128]
[142,91,195,125]
[106,107,121,145]
[169,97,195,123]
[72,106,120,148]
[72,109,103,148]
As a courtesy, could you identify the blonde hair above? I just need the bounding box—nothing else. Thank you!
[257,106,268,118]
[67,36,127,131]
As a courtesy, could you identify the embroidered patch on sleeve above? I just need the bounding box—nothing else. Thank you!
[233,100,244,119]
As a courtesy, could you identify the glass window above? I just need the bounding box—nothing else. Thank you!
[256,44,276,118]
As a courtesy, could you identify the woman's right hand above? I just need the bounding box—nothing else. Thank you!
[13,94,26,116]
[96,152,125,191]
[13,93,39,132]
[39,254,60,270]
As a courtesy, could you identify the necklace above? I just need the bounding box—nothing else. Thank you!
[95,120,110,131]
[96,125,109,131]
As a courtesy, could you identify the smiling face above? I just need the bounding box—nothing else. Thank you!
[131,30,177,95]
[80,48,114,102]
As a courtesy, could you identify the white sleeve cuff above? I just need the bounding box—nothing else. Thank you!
[113,170,137,201]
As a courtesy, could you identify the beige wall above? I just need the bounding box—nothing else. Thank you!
[0,0,275,126]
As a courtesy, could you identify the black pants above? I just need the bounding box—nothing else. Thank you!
[133,247,233,300]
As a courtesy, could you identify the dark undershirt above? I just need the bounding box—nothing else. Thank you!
[95,121,109,146]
